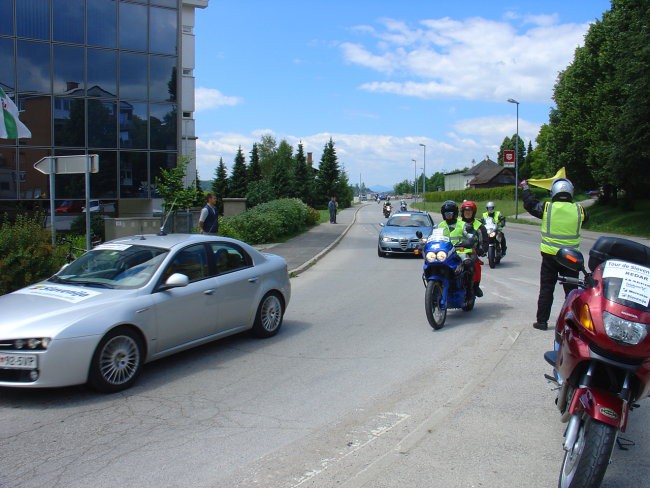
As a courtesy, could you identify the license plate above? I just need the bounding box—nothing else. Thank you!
[0,353,37,370]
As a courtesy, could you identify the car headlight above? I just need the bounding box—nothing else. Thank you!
[12,337,51,350]
[603,311,648,345]
[436,251,447,261]
[425,251,437,263]
[381,236,396,242]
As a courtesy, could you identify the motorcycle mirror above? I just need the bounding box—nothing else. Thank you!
[556,248,585,272]
[416,231,423,238]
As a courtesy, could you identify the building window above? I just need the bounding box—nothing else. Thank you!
[87,0,117,48]
[17,0,49,41]
[150,6,177,55]
[53,0,84,44]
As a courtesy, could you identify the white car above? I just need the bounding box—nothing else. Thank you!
[0,234,290,392]
[82,200,116,213]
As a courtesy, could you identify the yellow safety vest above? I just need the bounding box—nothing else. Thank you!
[540,201,584,255]
[482,211,503,230]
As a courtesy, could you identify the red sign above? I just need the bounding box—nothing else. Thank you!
[503,150,515,168]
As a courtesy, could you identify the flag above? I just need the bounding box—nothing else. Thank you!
[527,167,566,190]
[0,87,32,140]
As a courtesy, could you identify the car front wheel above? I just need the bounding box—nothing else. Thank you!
[88,326,143,393]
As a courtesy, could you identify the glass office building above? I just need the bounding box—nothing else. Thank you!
[0,0,207,214]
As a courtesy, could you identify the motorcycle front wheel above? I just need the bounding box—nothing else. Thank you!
[558,417,617,488]
[488,246,496,268]
[425,280,446,330]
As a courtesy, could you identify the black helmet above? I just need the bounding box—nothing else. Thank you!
[441,200,458,220]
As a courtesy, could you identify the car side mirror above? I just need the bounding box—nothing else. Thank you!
[161,272,189,290]
[379,223,385,227]
[556,248,586,273]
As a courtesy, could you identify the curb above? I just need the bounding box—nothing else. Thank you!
[289,204,367,277]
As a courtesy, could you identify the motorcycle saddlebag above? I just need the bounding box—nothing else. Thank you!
[588,236,650,272]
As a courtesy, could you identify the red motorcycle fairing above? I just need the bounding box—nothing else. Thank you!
[567,386,626,430]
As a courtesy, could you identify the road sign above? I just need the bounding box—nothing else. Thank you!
[34,154,99,174]
[503,150,515,168]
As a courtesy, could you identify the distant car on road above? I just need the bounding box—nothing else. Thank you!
[378,211,435,257]
[0,234,291,392]
[585,189,601,197]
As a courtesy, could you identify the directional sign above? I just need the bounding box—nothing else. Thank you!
[503,150,515,168]
[34,154,99,174]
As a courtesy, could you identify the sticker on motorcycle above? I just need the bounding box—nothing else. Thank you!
[599,407,619,420]
[602,259,650,307]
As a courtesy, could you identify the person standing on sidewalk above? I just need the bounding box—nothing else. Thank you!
[328,196,338,223]
[198,193,219,235]
[521,178,587,330]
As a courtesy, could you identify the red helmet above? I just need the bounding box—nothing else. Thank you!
[460,200,477,219]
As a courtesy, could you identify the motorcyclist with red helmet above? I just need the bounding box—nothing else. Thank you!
[459,200,488,297]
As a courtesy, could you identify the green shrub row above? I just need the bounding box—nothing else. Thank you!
[0,214,66,295]
[425,187,516,202]
[219,198,316,244]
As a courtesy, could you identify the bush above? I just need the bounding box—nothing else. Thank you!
[305,206,320,226]
[0,214,66,295]
[70,213,105,241]
[221,198,311,244]
[427,187,516,203]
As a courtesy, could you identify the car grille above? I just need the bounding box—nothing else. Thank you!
[399,238,419,250]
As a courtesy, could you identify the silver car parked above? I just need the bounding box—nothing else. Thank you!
[0,234,291,392]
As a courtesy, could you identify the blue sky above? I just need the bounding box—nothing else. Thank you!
[194,0,611,189]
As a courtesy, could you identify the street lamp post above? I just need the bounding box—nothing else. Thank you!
[507,98,520,218]
[419,143,426,204]
[412,159,417,202]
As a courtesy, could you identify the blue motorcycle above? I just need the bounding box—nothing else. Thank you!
[416,228,476,329]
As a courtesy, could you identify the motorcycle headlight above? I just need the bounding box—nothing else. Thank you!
[436,251,447,261]
[425,251,437,263]
[603,311,648,345]
[488,232,496,238]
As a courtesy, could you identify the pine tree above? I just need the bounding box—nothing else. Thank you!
[315,138,340,207]
[211,157,228,215]
[269,140,295,198]
[294,142,313,204]
[248,143,262,182]
[229,146,248,197]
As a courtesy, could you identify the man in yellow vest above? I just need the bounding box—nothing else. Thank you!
[521,178,587,330]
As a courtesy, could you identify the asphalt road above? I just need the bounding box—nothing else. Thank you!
[0,204,648,488]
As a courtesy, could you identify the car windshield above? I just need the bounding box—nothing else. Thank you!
[387,215,431,227]
[50,244,168,290]
[601,260,650,312]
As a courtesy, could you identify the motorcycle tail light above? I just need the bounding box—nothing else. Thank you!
[578,304,594,332]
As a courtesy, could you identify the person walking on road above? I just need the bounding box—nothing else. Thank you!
[521,178,588,331]
[198,193,219,235]
[328,196,338,223]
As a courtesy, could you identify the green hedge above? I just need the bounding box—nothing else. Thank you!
[425,187,516,202]
[219,198,315,244]
[0,214,66,295]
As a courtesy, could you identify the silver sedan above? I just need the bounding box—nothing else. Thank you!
[0,234,291,392]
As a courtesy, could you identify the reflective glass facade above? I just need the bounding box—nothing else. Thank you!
[0,0,179,204]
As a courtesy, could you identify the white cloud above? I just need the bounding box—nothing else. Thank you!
[341,15,590,103]
[195,87,243,111]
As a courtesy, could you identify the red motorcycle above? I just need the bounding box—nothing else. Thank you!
[544,236,650,488]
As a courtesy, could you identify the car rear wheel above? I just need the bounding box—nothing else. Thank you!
[252,292,284,338]
[88,326,143,393]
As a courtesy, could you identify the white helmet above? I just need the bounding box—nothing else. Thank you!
[551,178,574,201]
[486,201,495,212]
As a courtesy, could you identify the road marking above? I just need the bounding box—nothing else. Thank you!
[340,331,522,488]
[290,412,410,487]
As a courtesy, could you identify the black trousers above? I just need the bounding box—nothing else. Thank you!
[537,252,579,323]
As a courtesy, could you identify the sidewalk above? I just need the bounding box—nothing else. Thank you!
[257,204,367,276]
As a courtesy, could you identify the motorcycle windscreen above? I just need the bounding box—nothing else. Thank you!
[601,259,650,312]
